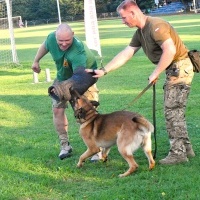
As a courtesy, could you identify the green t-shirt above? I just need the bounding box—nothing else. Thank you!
[129,16,188,64]
[45,32,97,81]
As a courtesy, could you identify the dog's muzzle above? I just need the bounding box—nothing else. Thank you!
[74,108,87,120]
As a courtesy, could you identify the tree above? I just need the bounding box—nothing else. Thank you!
[93,0,107,13]
[12,0,30,20]
[60,0,84,20]
[37,0,58,20]
[106,0,122,12]
[12,0,173,23]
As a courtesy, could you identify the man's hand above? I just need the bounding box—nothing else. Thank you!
[85,69,105,78]
[31,62,41,73]
[148,73,158,84]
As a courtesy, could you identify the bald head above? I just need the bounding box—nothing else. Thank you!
[56,23,73,34]
[55,23,74,51]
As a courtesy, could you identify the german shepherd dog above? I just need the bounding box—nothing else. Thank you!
[70,90,155,177]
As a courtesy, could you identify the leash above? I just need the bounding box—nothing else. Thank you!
[122,82,153,111]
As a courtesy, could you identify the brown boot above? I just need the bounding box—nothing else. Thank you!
[159,152,188,165]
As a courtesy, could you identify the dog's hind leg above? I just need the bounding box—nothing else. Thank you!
[142,132,155,170]
[119,154,138,177]
[117,143,139,177]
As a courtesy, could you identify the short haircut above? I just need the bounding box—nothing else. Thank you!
[116,0,137,13]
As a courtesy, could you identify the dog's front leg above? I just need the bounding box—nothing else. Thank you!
[101,147,110,162]
[77,148,98,168]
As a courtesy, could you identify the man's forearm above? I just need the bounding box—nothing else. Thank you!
[104,46,136,72]
[33,42,48,63]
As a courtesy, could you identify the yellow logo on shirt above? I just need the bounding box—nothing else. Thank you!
[63,59,69,67]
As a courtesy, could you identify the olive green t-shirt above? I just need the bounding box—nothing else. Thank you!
[45,32,97,81]
[129,16,188,64]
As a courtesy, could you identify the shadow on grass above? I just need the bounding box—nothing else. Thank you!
[0,70,31,76]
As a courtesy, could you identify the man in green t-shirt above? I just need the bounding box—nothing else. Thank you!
[89,0,195,165]
[32,23,99,160]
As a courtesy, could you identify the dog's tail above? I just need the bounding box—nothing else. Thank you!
[132,116,154,133]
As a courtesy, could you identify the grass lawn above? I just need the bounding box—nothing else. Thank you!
[0,14,200,200]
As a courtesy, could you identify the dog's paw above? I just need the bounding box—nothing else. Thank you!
[102,156,108,162]
[149,162,156,170]
[118,172,131,178]
[77,162,83,168]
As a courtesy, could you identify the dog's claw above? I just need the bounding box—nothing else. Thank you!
[149,162,156,170]
[77,163,83,168]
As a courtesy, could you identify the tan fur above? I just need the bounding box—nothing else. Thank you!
[71,91,155,177]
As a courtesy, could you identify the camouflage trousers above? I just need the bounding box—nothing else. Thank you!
[164,57,194,155]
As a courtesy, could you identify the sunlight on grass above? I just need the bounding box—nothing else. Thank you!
[180,35,200,41]
[0,46,11,50]
[16,44,44,49]
[101,38,130,46]
[0,100,34,128]
[99,24,127,29]
[3,155,54,175]
[99,88,143,94]
[174,24,200,29]
[169,18,200,24]
[0,44,42,50]
[15,31,52,38]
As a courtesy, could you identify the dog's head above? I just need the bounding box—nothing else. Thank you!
[69,88,98,122]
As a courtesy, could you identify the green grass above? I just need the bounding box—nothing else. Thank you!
[0,14,200,200]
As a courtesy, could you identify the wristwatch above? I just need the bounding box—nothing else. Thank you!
[100,67,108,75]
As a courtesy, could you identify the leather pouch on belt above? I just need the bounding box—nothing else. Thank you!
[166,63,180,77]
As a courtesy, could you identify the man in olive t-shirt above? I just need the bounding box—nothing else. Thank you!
[90,0,195,165]
[32,24,99,160]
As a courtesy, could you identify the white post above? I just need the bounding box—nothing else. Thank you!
[45,68,51,82]
[84,0,102,57]
[56,0,61,24]
[5,0,18,63]
[33,72,39,83]
[193,0,197,13]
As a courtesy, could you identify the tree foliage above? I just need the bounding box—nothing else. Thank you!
[11,0,191,22]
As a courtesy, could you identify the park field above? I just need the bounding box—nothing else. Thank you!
[0,14,200,199]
